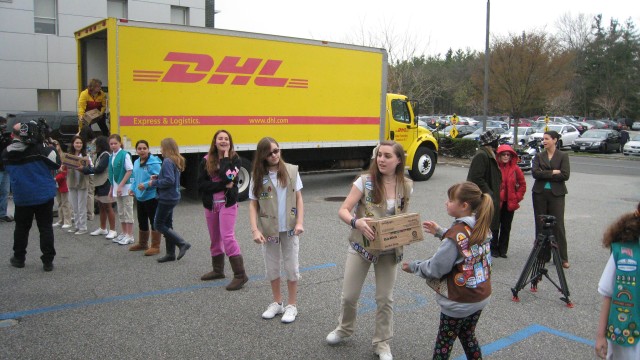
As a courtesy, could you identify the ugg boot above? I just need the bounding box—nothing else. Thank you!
[201,254,226,281]
[144,231,162,256]
[129,230,149,251]
[226,255,249,291]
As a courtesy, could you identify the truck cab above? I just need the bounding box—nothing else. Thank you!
[385,94,438,180]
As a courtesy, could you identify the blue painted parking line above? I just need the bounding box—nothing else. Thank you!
[0,262,337,321]
[453,323,595,360]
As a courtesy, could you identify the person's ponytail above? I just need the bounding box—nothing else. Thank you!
[470,193,494,245]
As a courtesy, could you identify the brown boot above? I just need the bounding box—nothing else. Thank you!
[144,231,162,256]
[226,255,249,291]
[201,254,226,281]
[129,230,149,251]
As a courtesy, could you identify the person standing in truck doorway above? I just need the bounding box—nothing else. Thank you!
[249,137,304,323]
[78,78,109,136]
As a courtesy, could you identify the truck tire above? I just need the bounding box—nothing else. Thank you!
[409,147,436,181]
[237,156,252,201]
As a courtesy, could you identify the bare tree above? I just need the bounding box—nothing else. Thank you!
[555,12,592,51]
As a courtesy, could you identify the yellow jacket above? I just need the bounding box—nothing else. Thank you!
[77,89,107,129]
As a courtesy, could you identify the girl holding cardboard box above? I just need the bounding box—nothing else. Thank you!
[326,140,413,360]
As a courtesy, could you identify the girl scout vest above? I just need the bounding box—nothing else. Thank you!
[108,150,132,186]
[348,175,412,264]
[255,163,299,241]
[607,241,640,347]
[92,151,110,187]
[439,222,492,302]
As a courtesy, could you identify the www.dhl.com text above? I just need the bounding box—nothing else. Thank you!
[248,117,289,124]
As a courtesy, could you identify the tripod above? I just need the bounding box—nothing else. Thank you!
[511,215,573,307]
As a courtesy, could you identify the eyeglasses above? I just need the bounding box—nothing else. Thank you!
[268,148,280,157]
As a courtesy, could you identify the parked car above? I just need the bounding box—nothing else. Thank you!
[510,118,532,127]
[571,129,622,153]
[463,126,508,141]
[567,121,588,134]
[600,119,624,131]
[530,124,580,148]
[6,111,102,151]
[632,122,640,131]
[623,134,640,156]
[508,127,536,145]
[585,120,608,129]
[433,125,479,138]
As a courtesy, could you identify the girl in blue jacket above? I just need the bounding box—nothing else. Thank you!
[128,140,162,255]
[151,138,191,263]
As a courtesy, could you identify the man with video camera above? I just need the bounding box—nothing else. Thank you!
[2,120,61,271]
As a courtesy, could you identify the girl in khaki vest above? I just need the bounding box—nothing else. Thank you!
[326,141,412,360]
[249,137,304,324]
[402,181,494,360]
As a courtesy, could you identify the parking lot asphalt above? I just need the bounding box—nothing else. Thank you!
[1,161,639,359]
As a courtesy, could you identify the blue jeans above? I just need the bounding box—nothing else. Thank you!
[0,170,10,217]
[154,201,186,256]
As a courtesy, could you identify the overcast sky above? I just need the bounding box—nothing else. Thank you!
[215,0,639,56]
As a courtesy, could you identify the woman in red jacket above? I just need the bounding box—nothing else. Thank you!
[495,144,527,258]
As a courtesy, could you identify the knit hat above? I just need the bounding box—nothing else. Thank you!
[478,129,500,146]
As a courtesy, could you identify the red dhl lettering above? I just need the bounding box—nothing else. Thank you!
[132,52,308,88]
[396,128,408,132]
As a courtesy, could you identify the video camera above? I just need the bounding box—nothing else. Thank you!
[18,118,51,145]
[538,215,557,229]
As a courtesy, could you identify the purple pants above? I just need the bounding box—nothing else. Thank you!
[205,202,241,257]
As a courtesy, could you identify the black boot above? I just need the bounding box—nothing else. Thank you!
[157,235,176,263]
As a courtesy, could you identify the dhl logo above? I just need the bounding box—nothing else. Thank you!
[132,52,309,88]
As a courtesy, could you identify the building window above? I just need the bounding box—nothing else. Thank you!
[37,89,60,111]
[171,6,188,25]
[34,0,57,35]
[107,0,128,19]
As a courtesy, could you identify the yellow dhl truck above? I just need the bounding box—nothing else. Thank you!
[75,18,438,199]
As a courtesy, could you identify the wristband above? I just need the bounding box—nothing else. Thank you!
[350,217,357,229]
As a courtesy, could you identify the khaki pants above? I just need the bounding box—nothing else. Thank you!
[86,175,95,218]
[333,251,398,354]
[56,191,72,226]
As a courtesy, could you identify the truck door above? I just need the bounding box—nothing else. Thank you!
[387,98,416,152]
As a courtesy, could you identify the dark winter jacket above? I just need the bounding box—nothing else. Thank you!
[197,155,241,209]
[2,141,60,206]
[496,144,526,212]
[155,157,181,204]
[467,146,502,230]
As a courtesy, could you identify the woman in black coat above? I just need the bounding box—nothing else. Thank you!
[531,130,571,268]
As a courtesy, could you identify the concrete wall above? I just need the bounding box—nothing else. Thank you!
[0,0,206,116]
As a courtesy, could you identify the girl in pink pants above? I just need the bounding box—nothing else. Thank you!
[198,130,248,291]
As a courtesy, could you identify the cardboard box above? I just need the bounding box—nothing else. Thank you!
[363,213,424,250]
[82,109,102,125]
[60,152,88,169]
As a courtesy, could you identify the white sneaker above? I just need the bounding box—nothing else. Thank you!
[105,230,118,239]
[375,351,393,360]
[53,221,62,227]
[261,302,284,319]
[112,234,125,243]
[281,305,298,324]
[118,234,134,245]
[67,227,78,233]
[326,331,347,345]
[90,228,108,236]
[75,229,88,235]
[61,224,72,229]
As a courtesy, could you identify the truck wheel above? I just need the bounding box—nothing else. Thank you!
[237,157,252,201]
[409,147,436,181]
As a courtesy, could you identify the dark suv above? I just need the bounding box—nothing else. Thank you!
[6,111,102,151]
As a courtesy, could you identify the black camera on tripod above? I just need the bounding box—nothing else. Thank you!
[18,118,51,145]
[539,215,557,229]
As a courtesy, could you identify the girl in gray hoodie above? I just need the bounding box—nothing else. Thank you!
[403,181,494,360]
